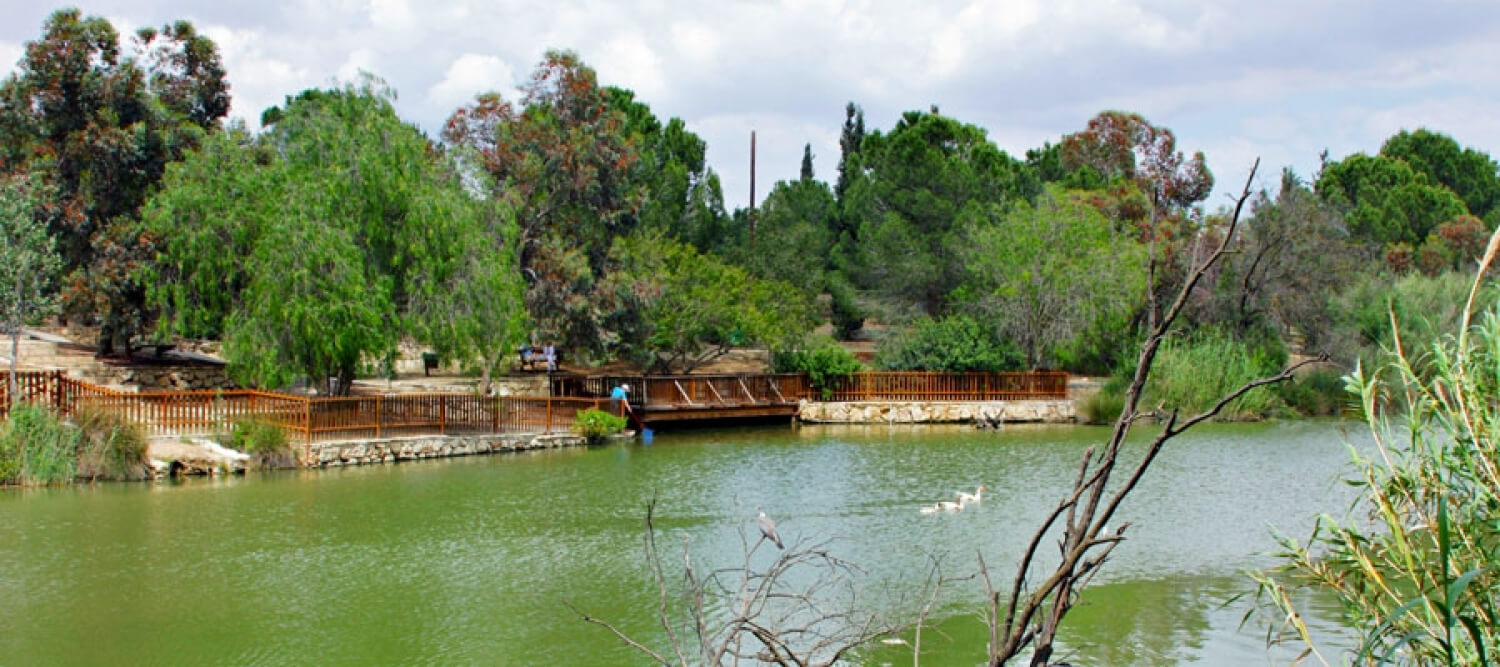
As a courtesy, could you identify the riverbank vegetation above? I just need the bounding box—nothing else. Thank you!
[1251,237,1500,664]
[3,9,1496,410]
[0,403,149,485]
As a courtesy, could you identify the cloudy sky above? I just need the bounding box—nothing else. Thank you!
[3,1,1498,209]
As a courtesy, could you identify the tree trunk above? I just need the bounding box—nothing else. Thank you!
[8,328,17,408]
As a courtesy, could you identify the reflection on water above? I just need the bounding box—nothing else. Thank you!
[0,420,1361,665]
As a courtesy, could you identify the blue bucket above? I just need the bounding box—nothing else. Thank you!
[641,428,654,444]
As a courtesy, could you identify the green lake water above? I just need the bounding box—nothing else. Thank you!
[0,420,1365,665]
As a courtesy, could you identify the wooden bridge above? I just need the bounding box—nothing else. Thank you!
[1,370,1070,441]
[553,371,1070,424]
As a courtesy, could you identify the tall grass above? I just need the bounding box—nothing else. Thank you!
[1144,332,1285,420]
[1250,254,1500,663]
[73,406,151,481]
[0,403,80,485]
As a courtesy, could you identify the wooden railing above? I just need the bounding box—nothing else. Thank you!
[0,371,615,446]
[555,371,1067,407]
[808,371,1070,402]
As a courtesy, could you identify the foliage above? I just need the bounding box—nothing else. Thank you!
[1252,252,1500,664]
[606,233,817,373]
[0,175,62,401]
[827,277,865,341]
[1144,330,1286,420]
[73,405,150,481]
[874,315,1023,372]
[1273,368,1350,418]
[225,418,295,469]
[954,186,1146,369]
[0,9,229,353]
[1076,374,1129,425]
[1328,271,1493,372]
[1059,110,1214,212]
[1192,168,1364,350]
[144,80,501,393]
[729,178,834,296]
[1316,152,1469,248]
[572,408,627,442]
[771,337,862,400]
[0,402,78,485]
[444,51,643,359]
[848,110,1039,316]
[1380,128,1500,221]
[609,87,729,254]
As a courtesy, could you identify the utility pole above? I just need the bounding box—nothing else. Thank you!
[749,130,757,252]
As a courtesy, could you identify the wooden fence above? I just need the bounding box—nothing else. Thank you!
[809,371,1070,402]
[556,371,1068,406]
[0,371,613,445]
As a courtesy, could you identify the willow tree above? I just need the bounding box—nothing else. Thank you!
[143,80,524,393]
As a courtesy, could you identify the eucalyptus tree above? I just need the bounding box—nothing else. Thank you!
[0,9,229,355]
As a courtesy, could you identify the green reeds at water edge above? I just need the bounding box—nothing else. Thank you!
[0,403,149,485]
[223,418,296,469]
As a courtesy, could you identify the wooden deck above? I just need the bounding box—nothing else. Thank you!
[553,371,1069,425]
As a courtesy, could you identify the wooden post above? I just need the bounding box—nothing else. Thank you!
[492,395,500,434]
[544,397,553,434]
[375,394,382,438]
[439,395,447,435]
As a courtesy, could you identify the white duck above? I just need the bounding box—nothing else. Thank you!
[956,485,987,505]
[919,499,965,514]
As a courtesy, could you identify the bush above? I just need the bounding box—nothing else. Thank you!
[1145,330,1285,420]
[573,408,627,442]
[772,337,862,400]
[0,403,79,485]
[225,418,296,469]
[73,406,150,481]
[1273,368,1351,417]
[827,280,864,341]
[873,315,1023,372]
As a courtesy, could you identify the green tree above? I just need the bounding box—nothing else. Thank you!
[1316,152,1468,247]
[607,87,729,254]
[731,178,834,297]
[0,9,229,355]
[799,143,814,181]
[606,233,816,372]
[851,110,1039,316]
[1380,128,1500,222]
[0,176,61,403]
[145,80,501,393]
[954,187,1146,369]
[873,314,1023,372]
[444,51,643,359]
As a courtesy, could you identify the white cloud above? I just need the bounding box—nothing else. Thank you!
[427,53,517,109]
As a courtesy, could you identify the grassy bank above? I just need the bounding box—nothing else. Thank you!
[0,403,150,485]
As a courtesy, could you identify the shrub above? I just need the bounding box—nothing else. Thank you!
[73,406,150,481]
[827,280,864,341]
[1273,368,1351,417]
[1144,330,1285,420]
[574,408,627,442]
[226,418,296,469]
[873,315,1023,372]
[0,403,79,485]
[772,337,862,400]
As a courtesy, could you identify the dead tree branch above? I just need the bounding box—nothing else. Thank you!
[987,159,1320,666]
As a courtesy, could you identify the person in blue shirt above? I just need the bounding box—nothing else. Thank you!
[610,383,631,417]
[543,342,557,372]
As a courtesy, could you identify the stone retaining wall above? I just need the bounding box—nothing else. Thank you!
[797,400,1075,424]
[109,364,236,391]
[307,432,589,467]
